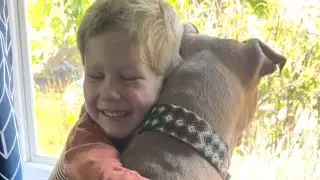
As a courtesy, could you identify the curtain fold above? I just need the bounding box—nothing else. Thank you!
[0,0,23,179]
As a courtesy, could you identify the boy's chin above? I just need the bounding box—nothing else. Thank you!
[105,127,134,140]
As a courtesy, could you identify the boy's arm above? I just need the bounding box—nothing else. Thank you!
[48,106,147,180]
[50,143,146,180]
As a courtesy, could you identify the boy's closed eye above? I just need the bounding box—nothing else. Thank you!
[119,69,145,82]
[120,74,143,81]
[87,73,105,80]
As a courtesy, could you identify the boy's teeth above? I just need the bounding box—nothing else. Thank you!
[103,111,126,117]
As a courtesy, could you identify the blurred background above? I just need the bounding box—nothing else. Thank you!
[27,0,320,179]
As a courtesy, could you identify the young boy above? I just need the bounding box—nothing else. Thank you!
[49,0,183,179]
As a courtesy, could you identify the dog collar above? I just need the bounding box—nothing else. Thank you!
[137,104,231,179]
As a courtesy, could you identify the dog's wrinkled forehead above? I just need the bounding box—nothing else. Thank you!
[180,23,287,87]
[208,38,286,86]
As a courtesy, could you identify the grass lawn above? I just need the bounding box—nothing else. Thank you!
[35,91,83,157]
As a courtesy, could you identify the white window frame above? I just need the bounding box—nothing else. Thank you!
[8,0,58,176]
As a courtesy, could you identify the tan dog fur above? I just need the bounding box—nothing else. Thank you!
[119,24,287,180]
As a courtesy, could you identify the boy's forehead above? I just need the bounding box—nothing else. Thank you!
[83,32,149,71]
[85,32,137,59]
[87,31,132,51]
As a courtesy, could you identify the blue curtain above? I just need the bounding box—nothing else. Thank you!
[0,0,23,179]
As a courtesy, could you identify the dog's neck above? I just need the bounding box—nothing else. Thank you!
[159,54,243,164]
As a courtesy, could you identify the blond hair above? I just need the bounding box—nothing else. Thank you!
[77,0,183,75]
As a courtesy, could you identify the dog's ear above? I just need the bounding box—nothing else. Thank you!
[242,38,287,77]
[182,22,199,34]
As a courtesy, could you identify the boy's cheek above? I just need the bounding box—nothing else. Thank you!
[83,79,98,96]
[154,75,165,95]
[83,82,99,110]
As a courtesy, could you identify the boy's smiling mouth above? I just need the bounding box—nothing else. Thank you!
[101,110,130,118]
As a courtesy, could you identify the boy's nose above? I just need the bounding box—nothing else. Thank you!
[100,76,121,100]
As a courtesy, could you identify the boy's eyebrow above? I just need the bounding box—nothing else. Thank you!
[120,62,147,71]
[118,67,141,74]
[120,64,138,70]
[84,56,103,68]
[84,63,103,71]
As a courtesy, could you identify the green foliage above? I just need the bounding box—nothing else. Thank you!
[28,0,93,66]
[245,0,269,18]
[29,0,320,179]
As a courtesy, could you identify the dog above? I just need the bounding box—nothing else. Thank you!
[119,23,287,180]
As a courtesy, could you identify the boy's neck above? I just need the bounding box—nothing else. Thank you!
[109,134,134,153]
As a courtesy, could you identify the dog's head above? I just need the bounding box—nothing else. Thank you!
[213,37,286,147]
[165,23,287,149]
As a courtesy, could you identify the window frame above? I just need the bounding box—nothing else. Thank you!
[8,0,58,168]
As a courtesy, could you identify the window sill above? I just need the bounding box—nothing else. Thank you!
[23,162,54,180]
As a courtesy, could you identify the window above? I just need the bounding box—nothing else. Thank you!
[10,0,94,168]
[27,0,95,160]
[8,0,93,179]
